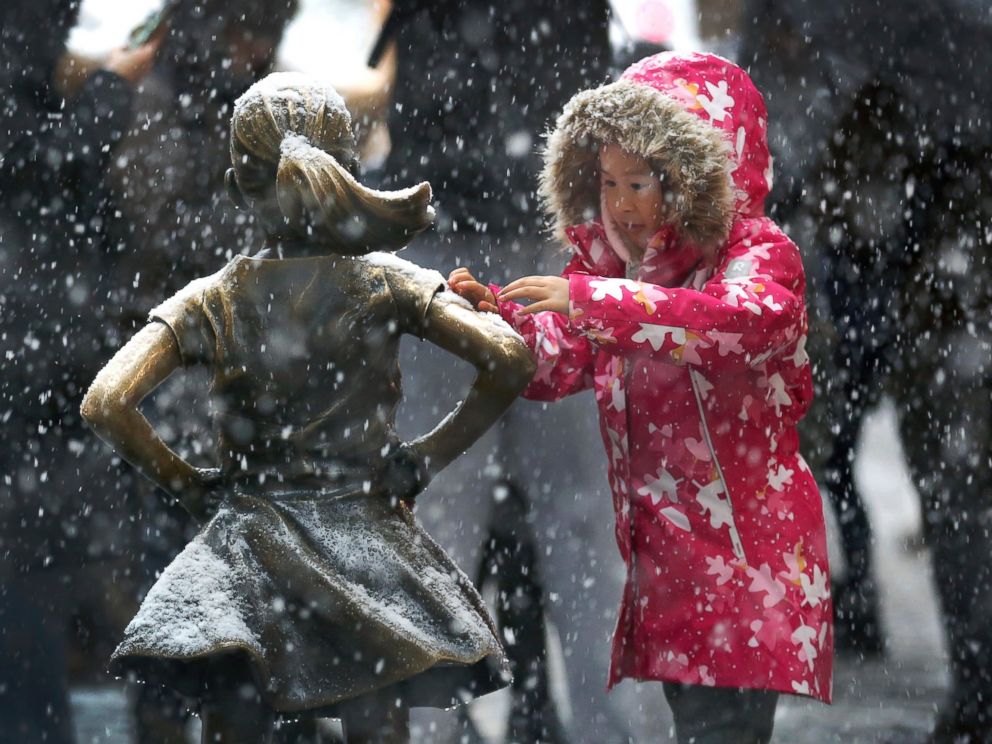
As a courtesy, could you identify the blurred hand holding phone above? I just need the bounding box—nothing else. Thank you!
[101,2,172,84]
[127,2,175,50]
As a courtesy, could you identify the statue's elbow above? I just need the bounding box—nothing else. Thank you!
[80,387,102,427]
[505,341,537,393]
[520,347,537,384]
[80,383,118,430]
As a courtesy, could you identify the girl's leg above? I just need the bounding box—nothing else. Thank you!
[199,656,276,744]
[663,683,778,744]
[340,692,410,744]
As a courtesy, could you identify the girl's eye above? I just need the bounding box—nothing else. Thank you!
[602,179,617,188]
[630,182,651,191]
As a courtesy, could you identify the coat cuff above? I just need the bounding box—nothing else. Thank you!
[487,282,516,324]
[567,273,611,334]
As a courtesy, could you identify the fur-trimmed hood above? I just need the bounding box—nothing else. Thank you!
[540,52,772,251]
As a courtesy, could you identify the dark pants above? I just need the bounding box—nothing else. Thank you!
[0,572,76,744]
[808,83,992,735]
[663,684,778,744]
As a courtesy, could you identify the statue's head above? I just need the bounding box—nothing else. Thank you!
[227,72,434,254]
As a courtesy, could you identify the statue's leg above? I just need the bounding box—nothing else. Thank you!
[199,656,275,744]
[200,698,275,744]
[340,695,409,744]
[274,716,328,743]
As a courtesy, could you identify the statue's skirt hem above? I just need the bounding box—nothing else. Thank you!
[110,649,507,716]
[108,486,510,716]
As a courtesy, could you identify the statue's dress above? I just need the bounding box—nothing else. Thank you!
[110,251,507,713]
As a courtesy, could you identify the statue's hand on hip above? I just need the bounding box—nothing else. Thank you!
[180,467,226,524]
[379,445,430,508]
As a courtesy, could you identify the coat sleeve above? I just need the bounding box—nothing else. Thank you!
[567,219,807,370]
[489,255,596,402]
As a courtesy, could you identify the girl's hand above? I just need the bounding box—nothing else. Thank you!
[498,276,569,314]
[448,267,498,313]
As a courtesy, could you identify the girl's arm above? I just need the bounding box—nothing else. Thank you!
[405,292,536,481]
[80,323,218,521]
[567,219,807,370]
[450,256,597,402]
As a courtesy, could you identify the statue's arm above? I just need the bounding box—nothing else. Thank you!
[408,293,537,479]
[81,323,217,521]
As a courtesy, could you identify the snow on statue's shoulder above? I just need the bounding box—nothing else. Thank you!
[364,252,522,341]
[365,251,444,286]
[147,264,230,323]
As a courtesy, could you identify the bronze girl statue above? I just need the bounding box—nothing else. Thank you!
[82,72,534,744]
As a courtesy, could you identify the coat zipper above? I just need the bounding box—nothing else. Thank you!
[621,357,640,667]
[689,369,747,562]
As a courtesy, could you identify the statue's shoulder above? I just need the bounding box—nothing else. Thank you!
[361,252,447,333]
[361,252,445,290]
[148,262,235,322]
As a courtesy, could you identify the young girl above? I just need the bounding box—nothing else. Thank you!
[81,73,534,744]
[451,52,833,743]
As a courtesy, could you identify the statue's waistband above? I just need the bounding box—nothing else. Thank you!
[224,452,388,495]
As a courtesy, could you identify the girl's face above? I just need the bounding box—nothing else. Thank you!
[600,143,667,254]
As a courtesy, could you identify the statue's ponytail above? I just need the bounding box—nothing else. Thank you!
[275,135,433,253]
[230,73,434,253]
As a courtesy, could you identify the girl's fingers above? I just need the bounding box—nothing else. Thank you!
[448,268,473,284]
[498,279,550,299]
[449,276,481,294]
[500,276,549,294]
[498,285,550,303]
[448,267,479,282]
[447,274,497,310]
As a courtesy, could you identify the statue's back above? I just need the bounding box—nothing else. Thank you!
[151,252,444,481]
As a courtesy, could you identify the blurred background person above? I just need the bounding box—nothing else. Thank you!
[0,1,161,740]
[738,2,992,741]
[104,0,299,321]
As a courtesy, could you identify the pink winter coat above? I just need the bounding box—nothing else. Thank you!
[493,52,833,702]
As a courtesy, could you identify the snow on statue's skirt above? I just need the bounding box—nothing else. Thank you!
[110,480,508,714]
